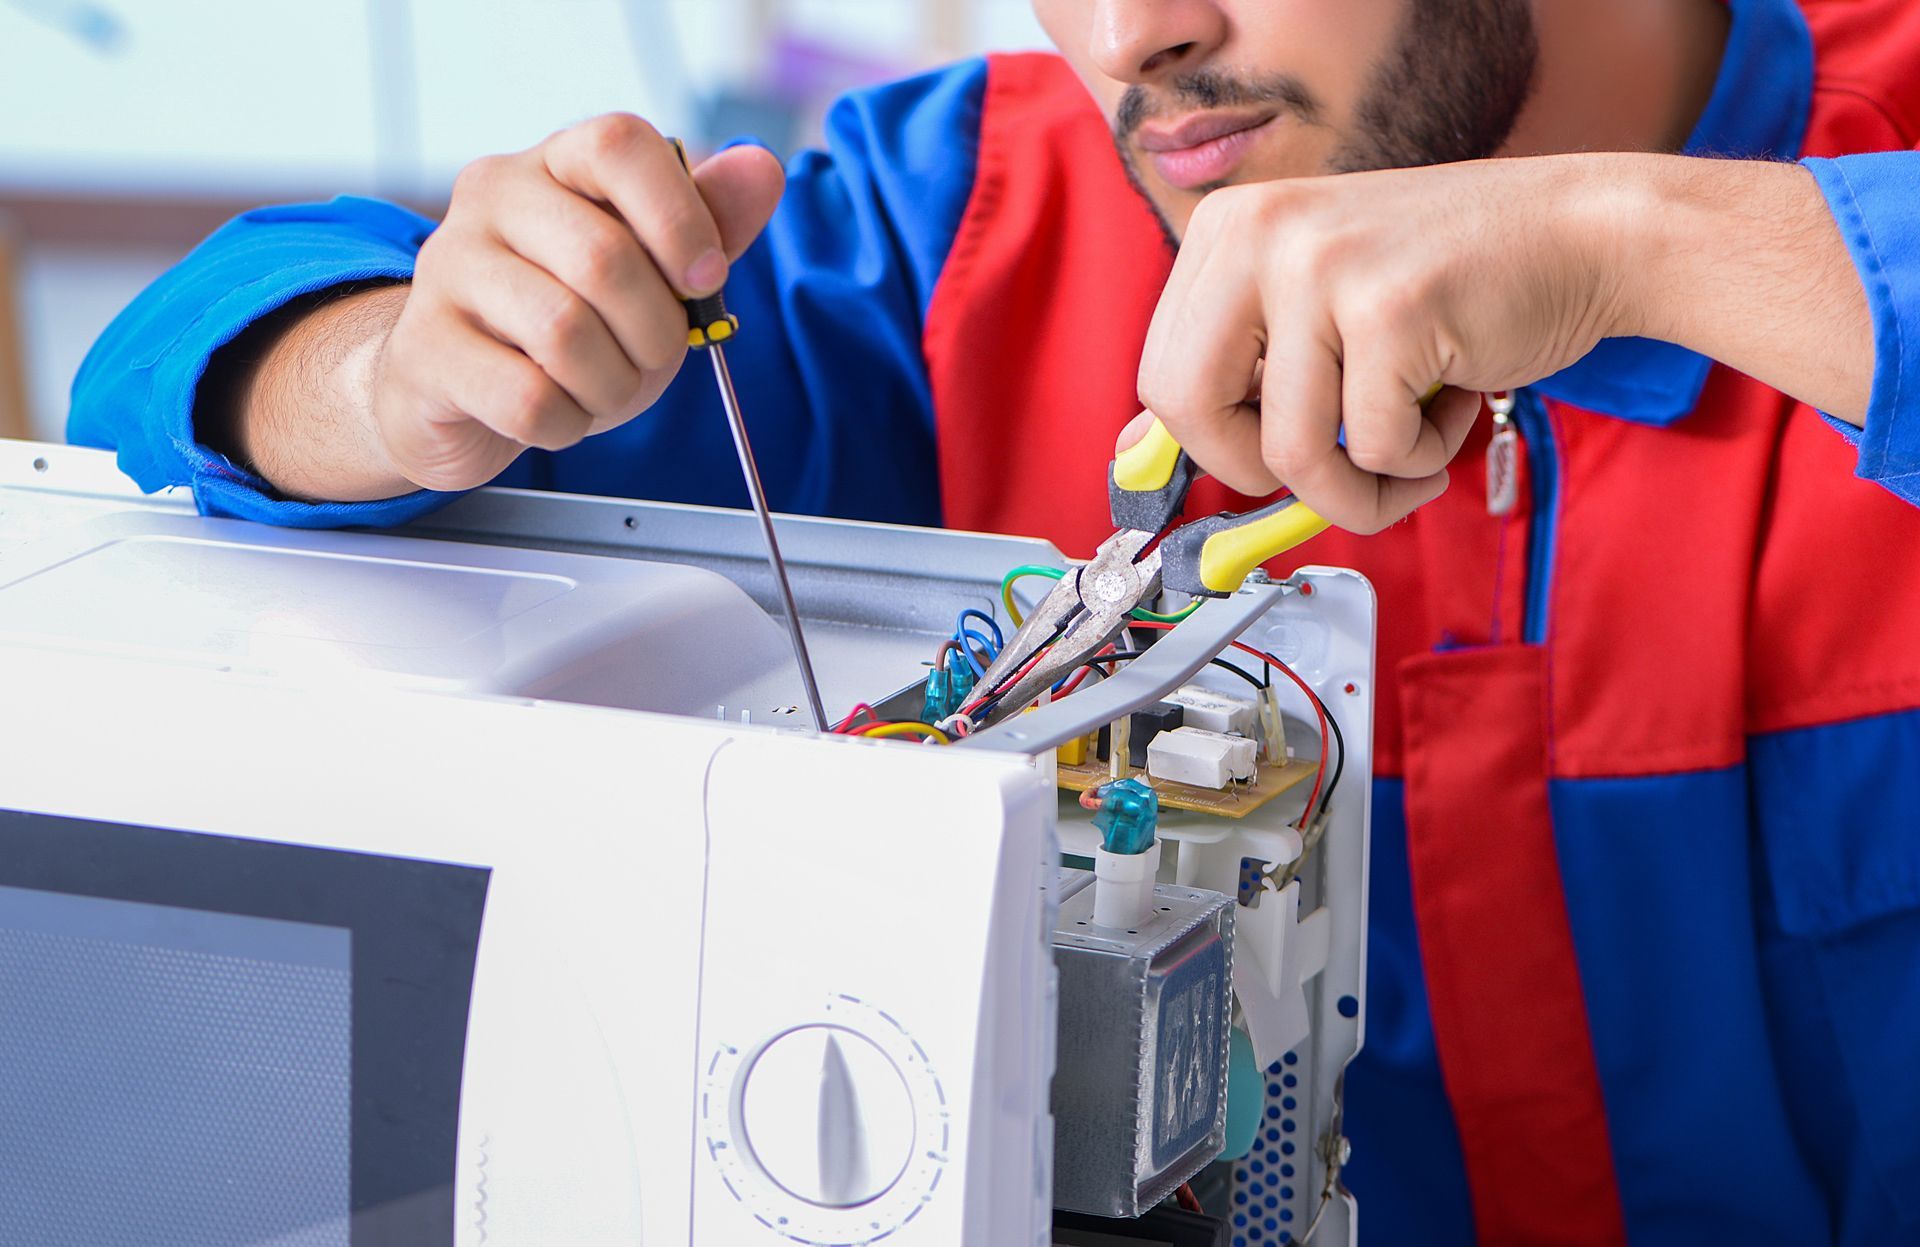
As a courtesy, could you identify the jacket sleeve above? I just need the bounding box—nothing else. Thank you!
[1802,151,1920,507]
[65,197,447,528]
[67,59,989,530]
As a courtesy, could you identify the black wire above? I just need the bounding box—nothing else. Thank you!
[1317,697,1346,821]
[1073,651,1267,690]
[1054,638,1349,832]
[1108,639,1345,820]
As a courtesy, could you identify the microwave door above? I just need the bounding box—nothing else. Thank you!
[0,808,489,1247]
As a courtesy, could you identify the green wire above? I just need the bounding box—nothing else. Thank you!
[1001,564,1202,627]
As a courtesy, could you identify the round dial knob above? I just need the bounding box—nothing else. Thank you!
[739,1025,916,1208]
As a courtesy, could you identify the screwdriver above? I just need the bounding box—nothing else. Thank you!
[671,139,829,733]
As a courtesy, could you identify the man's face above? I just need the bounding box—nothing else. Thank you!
[1032,0,1539,239]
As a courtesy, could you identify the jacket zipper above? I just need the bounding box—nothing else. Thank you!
[1505,388,1559,645]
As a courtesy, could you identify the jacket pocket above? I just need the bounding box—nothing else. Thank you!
[1750,708,1920,1227]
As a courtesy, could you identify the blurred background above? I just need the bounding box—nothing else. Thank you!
[0,0,1050,444]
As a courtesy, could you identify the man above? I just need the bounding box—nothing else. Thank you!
[70,0,1920,1242]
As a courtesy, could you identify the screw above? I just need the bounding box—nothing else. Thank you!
[1245,568,1273,585]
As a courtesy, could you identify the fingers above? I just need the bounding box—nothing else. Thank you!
[1340,352,1480,481]
[415,315,596,453]
[693,144,787,260]
[477,172,689,378]
[541,113,729,297]
[438,247,647,422]
[1255,335,1433,532]
[1137,225,1280,497]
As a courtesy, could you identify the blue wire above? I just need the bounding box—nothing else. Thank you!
[956,608,1004,650]
[955,630,992,678]
[959,627,999,659]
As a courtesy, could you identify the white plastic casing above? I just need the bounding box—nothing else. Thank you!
[1146,726,1258,788]
[1163,684,1258,736]
[0,502,1058,1247]
[1091,842,1162,931]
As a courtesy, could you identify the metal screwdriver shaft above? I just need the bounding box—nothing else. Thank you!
[669,139,828,733]
[705,343,829,732]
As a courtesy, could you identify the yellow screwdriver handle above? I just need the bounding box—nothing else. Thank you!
[668,138,739,349]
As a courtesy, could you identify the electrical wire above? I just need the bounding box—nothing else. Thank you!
[958,643,1055,718]
[955,607,1003,650]
[1317,694,1346,823]
[854,721,951,743]
[1174,1182,1203,1214]
[958,625,999,664]
[962,579,1345,824]
[1069,649,1266,691]
[1126,621,1330,830]
[832,703,883,733]
[1001,564,1202,629]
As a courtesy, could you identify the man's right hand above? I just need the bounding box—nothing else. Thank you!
[224,114,785,501]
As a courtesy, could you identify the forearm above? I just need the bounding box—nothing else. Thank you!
[1603,153,1873,423]
[208,283,414,502]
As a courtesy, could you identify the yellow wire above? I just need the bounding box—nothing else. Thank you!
[1002,565,1067,629]
[858,722,951,744]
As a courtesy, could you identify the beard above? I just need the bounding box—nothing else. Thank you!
[1113,0,1539,242]
[1333,0,1540,172]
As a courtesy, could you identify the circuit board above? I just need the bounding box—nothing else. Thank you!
[1054,757,1317,819]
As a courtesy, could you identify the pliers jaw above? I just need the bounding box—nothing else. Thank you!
[973,528,1160,721]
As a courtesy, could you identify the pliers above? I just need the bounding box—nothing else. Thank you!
[971,417,1330,719]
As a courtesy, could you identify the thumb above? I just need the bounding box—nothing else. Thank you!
[693,145,786,261]
[1115,410,1157,454]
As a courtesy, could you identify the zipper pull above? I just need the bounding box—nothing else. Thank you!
[1484,391,1520,517]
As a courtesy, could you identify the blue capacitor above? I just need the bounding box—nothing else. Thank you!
[1081,778,1159,855]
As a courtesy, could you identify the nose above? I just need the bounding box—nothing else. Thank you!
[1085,0,1229,83]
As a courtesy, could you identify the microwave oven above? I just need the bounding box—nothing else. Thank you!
[0,440,1372,1246]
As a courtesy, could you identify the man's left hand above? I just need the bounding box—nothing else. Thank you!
[1136,154,1871,533]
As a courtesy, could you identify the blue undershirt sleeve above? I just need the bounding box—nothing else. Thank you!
[67,59,988,531]
[66,197,452,528]
[1801,152,1920,507]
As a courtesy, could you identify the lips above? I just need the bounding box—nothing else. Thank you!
[1136,110,1278,191]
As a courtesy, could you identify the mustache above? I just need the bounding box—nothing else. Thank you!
[1115,69,1321,142]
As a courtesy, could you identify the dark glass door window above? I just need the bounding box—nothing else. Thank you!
[0,810,490,1247]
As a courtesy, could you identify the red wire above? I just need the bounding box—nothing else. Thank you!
[1175,1181,1203,1213]
[958,645,1053,716]
[1126,621,1329,830]
[1052,642,1119,698]
[832,703,882,733]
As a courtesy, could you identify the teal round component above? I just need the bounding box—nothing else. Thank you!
[1221,1025,1261,1162]
[1087,778,1158,855]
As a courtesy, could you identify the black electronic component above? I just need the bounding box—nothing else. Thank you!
[1129,701,1184,768]
[1094,701,1186,765]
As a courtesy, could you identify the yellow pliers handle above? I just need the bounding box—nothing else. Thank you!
[1109,416,1330,598]
[1115,383,1443,596]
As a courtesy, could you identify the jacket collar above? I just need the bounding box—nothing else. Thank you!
[1530,0,1815,424]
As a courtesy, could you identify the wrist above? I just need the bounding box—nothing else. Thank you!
[250,283,415,502]
[1555,152,1674,344]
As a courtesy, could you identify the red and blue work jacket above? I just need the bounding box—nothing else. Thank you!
[69,0,1920,1242]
